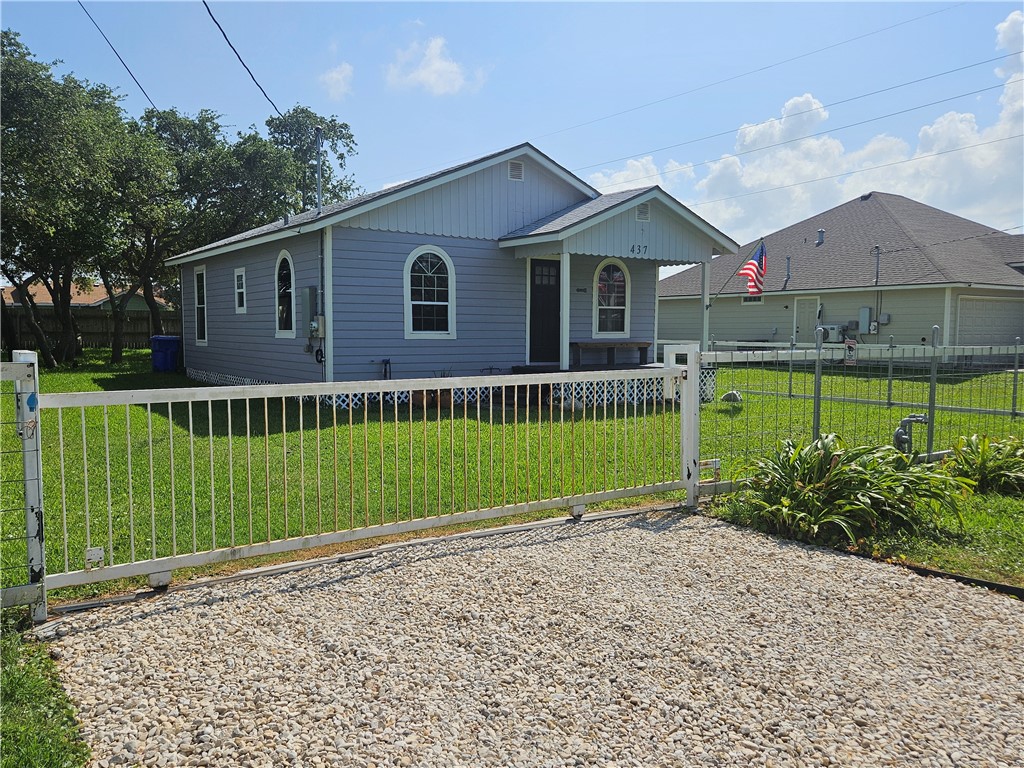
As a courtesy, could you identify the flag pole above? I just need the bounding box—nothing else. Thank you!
[705,238,765,311]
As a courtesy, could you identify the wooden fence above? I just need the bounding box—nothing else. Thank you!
[2,305,182,351]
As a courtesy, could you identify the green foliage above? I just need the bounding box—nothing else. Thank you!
[734,434,971,546]
[1,609,89,768]
[266,106,359,209]
[944,435,1024,496]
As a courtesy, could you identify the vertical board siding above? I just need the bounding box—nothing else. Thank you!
[180,232,325,383]
[343,157,588,240]
[564,200,715,263]
[332,229,528,380]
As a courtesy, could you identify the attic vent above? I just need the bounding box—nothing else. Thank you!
[508,160,525,181]
[635,203,650,222]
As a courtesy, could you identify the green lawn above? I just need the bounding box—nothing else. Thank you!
[1,608,89,768]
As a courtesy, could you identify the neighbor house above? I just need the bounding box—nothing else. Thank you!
[657,192,1023,349]
[166,143,738,385]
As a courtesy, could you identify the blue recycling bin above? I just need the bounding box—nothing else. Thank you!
[150,335,181,373]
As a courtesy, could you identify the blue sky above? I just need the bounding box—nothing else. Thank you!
[4,1,1022,256]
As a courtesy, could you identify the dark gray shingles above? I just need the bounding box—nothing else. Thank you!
[500,188,656,239]
[658,192,1024,297]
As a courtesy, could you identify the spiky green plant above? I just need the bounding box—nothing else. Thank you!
[944,435,1024,496]
[736,434,971,546]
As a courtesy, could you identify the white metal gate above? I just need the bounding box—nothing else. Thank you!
[3,348,701,619]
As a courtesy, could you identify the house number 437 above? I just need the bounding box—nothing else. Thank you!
[629,244,648,255]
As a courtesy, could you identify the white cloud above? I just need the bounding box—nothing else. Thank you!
[681,9,1022,245]
[319,63,354,101]
[588,156,663,193]
[380,179,411,191]
[995,11,1023,78]
[386,37,482,96]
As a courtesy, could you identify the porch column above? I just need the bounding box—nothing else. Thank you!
[560,250,571,370]
[700,259,711,351]
[323,225,333,382]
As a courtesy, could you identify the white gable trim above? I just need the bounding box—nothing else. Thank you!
[500,188,738,256]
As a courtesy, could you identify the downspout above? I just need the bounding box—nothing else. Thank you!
[942,287,952,347]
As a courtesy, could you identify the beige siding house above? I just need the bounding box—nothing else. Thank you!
[658,192,1023,349]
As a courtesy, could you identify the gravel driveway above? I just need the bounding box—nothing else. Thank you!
[44,512,1024,768]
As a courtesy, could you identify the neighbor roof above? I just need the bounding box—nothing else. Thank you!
[2,282,171,308]
[658,192,1024,297]
[166,142,600,265]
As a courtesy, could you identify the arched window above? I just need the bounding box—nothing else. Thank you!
[593,259,630,336]
[276,251,295,338]
[404,246,456,339]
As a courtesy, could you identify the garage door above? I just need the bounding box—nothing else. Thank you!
[957,296,1024,344]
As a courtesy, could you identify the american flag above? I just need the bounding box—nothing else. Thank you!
[736,240,767,295]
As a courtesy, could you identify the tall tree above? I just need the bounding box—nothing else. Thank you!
[266,106,359,210]
[1,30,123,366]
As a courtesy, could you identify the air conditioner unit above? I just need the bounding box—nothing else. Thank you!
[819,324,846,343]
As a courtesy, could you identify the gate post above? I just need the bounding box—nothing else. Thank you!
[665,344,701,508]
[13,350,47,623]
[812,328,824,440]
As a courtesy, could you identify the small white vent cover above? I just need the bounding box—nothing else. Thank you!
[635,202,650,221]
[508,160,525,181]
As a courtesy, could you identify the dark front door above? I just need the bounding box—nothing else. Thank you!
[529,260,560,363]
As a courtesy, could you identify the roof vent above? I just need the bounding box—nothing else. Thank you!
[861,192,872,201]
[508,160,525,181]
[636,202,650,222]
[816,228,825,247]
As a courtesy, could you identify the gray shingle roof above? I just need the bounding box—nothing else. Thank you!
[500,187,656,240]
[658,192,1024,297]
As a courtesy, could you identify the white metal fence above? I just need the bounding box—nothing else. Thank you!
[2,351,701,619]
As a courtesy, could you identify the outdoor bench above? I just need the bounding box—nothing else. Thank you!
[570,341,652,367]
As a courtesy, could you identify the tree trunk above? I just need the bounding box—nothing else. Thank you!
[142,277,164,335]
[14,293,57,368]
[110,307,126,364]
[0,296,19,357]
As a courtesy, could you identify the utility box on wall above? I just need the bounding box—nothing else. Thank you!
[859,307,872,335]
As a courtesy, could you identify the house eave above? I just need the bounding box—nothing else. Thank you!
[658,281,1024,300]
[167,144,601,266]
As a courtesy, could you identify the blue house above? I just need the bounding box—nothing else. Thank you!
[166,143,737,385]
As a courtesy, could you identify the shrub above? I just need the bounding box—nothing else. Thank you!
[943,435,1024,496]
[735,434,971,546]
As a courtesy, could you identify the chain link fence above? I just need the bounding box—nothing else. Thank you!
[695,341,1020,480]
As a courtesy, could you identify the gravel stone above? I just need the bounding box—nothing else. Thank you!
[48,512,1024,767]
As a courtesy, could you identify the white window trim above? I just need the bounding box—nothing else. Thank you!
[194,265,207,346]
[234,267,246,314]
[403,245,457,340]
[275,250,296,339]
[741,295,763,305]
[592,258,630,338]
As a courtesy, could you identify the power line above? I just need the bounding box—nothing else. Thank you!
[572,52,1021,173]
[202,0,284,118]
[362,3,968,190]
[530,3,968,142]
[77,1,157,110]
[592,79,1020,188]
[689,133,1023,208]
